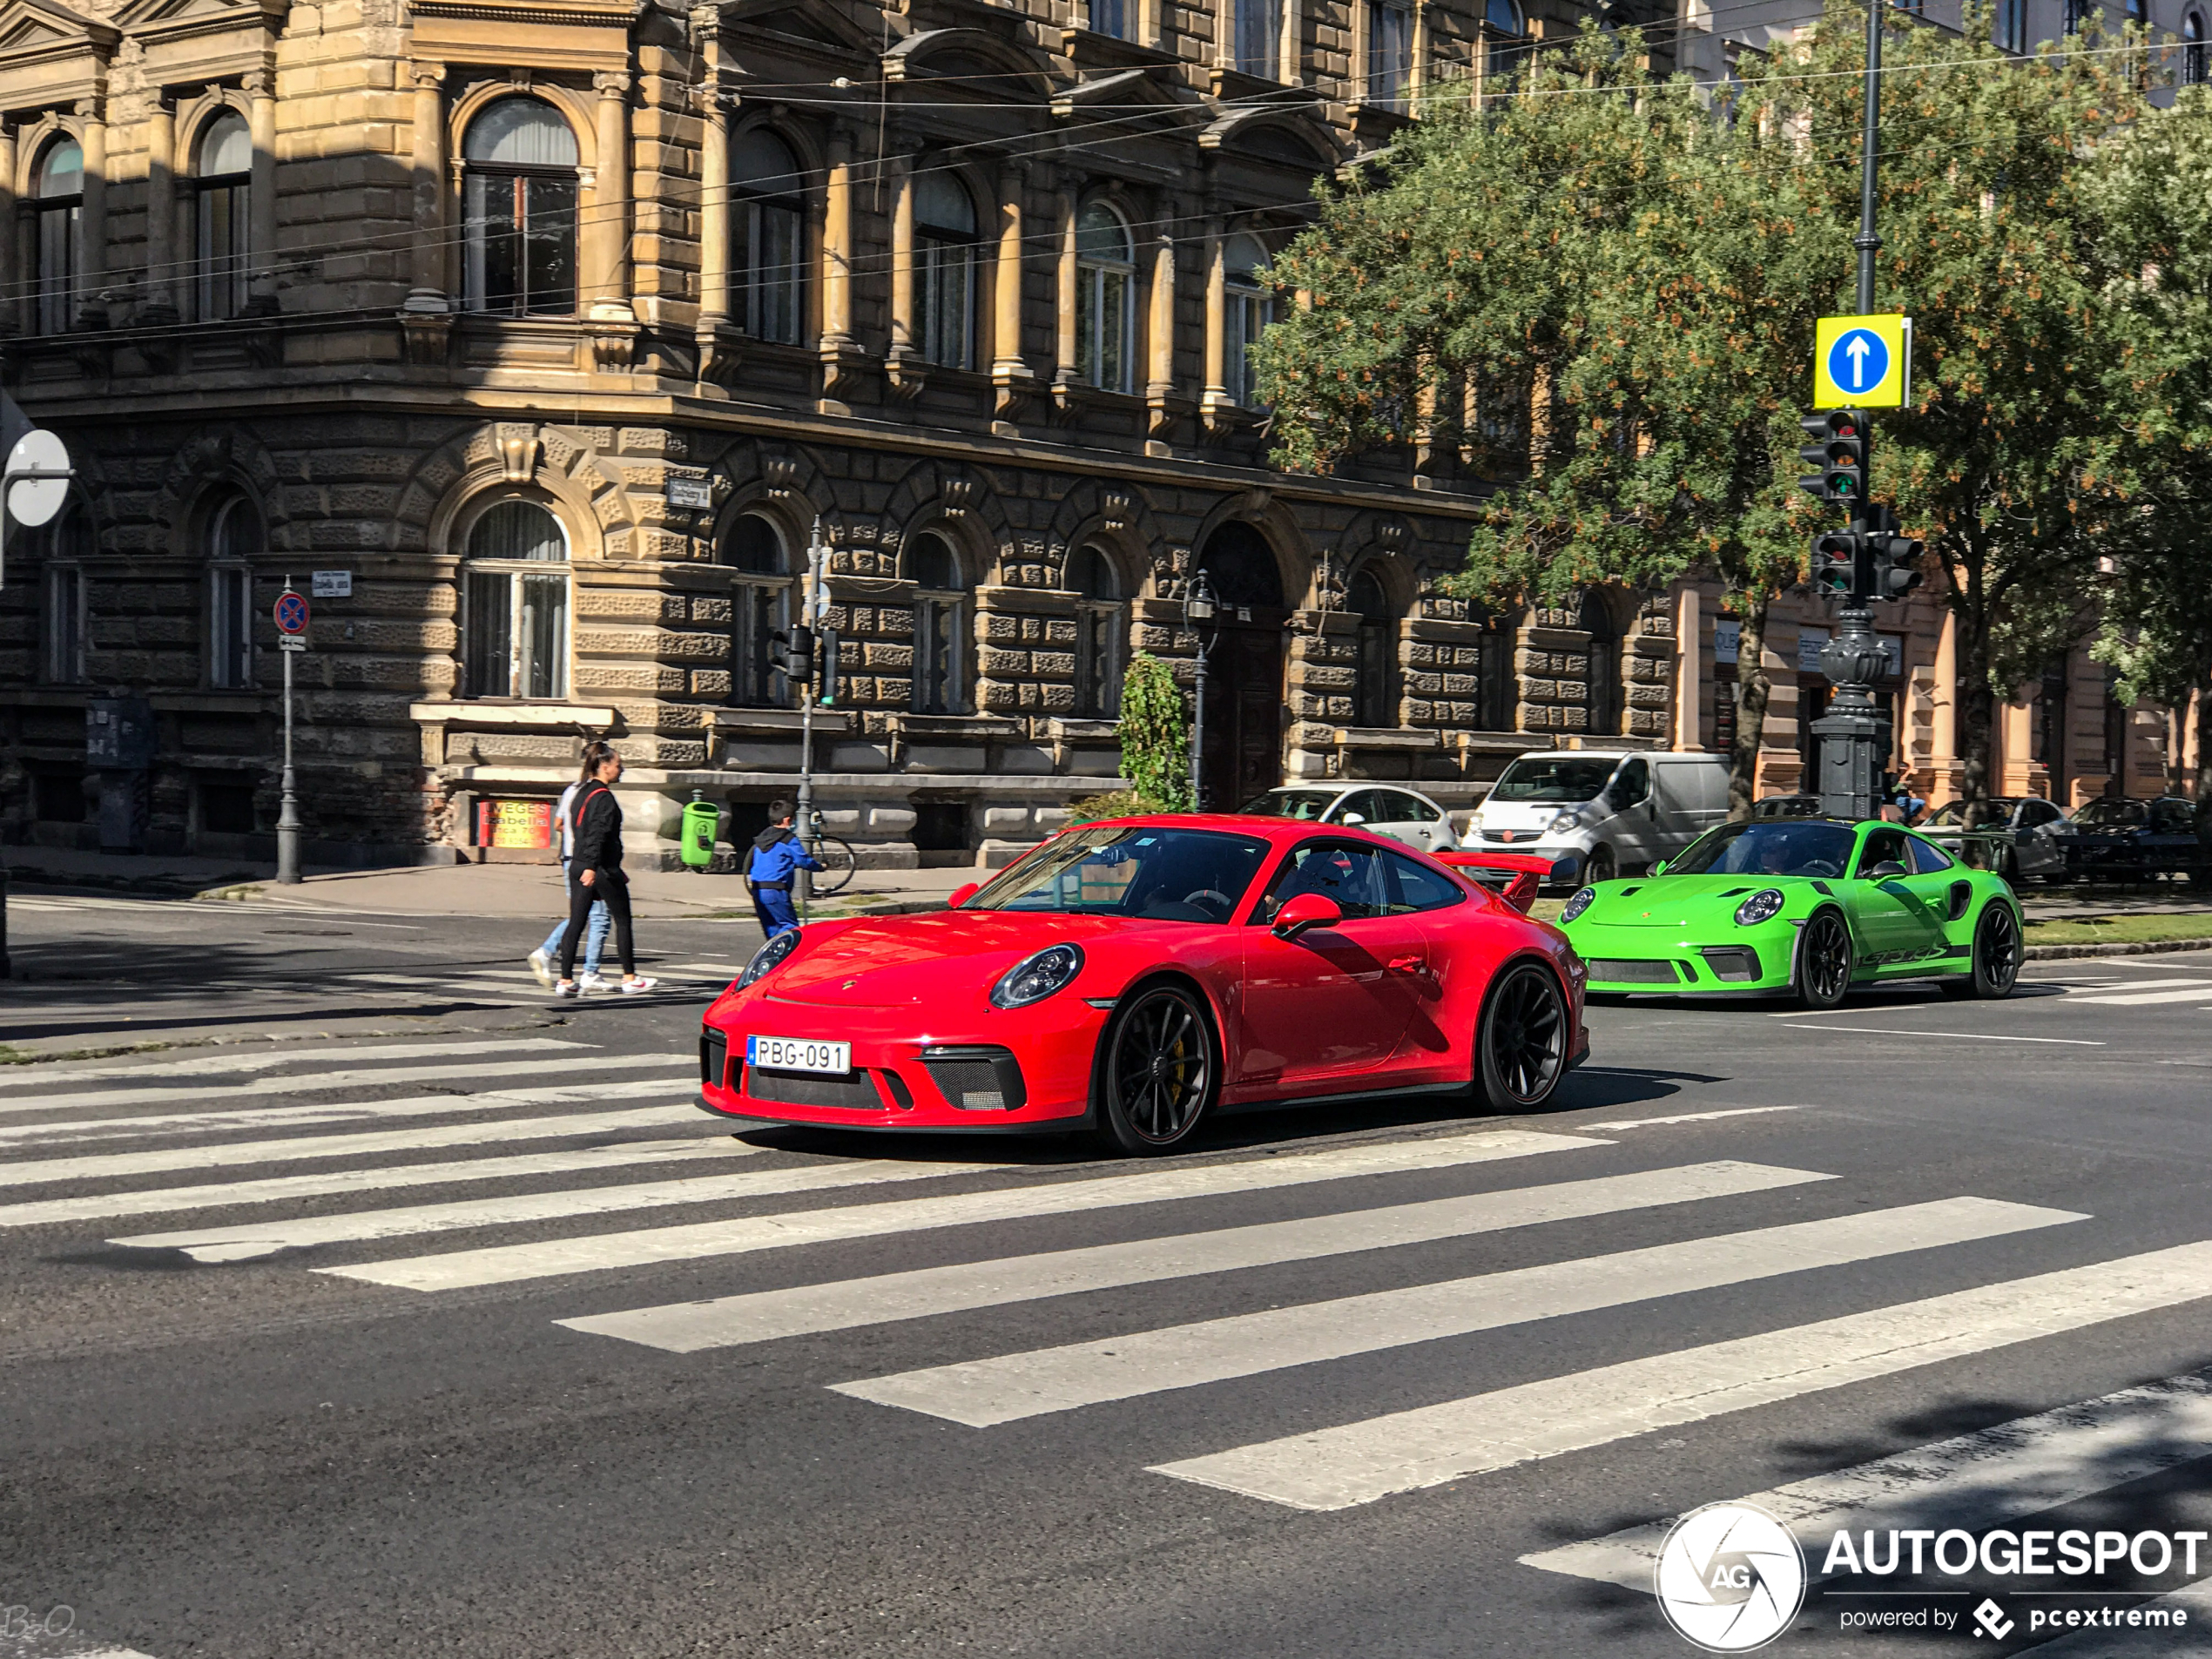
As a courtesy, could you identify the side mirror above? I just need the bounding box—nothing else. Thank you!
[1339,813,1366,826]
[1271,893,1343,939]
[947,880,980,907]
[1652,860,1669,877]
[1865,860,1908,880]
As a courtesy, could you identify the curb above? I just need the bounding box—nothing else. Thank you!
[2024,936,2212,961]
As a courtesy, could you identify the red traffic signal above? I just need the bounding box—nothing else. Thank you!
[1811,529,1858,597]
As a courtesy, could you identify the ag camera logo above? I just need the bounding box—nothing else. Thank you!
[1654,1502,1808,1652]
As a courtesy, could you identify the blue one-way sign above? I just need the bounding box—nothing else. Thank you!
[1828,328,1889,398]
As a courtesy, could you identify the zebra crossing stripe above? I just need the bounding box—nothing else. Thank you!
[2059,986,2212,1007]
[0,1073,694,1145]
[561,1161,1833,1354]
[0,1104,710,1188]
[0,1138,755,1229]
[0,1037,583,1090]
[112,1155,1031,1262]
[1148,1240,2212,1512]
[1519,1370,2212,1591]
[320,1130,1607,1291]
[833,1197,2083,1426]
[0,1051,692,1114]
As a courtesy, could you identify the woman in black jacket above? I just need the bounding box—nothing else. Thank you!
[556,745,658,996]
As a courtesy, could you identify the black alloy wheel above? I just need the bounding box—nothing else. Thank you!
[1096,983,1217,1154]
[1943,902,2021,999]
[1793,909,1853,1009]
[1587,845,1618,884]
[1477,962,1569,1113]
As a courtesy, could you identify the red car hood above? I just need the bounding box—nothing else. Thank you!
[764,909,1172,1008]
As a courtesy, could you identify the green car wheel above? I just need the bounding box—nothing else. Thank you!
[1794,909,1853,1009]
[1940,902,2021,999]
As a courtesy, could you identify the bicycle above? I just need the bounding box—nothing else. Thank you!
[805,810,857,896]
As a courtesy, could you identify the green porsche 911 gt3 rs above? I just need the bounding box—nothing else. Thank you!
[1556,816,2023,1008]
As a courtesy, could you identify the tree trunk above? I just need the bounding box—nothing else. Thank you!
[1726,593,1772,823]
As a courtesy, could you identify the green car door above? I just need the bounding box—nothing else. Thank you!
[1847,825,1947,967]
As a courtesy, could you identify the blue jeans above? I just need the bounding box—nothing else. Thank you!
[541,863,610,974]
[752,885,799,939]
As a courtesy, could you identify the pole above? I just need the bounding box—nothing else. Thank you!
[276,572,301,884]
[1190,641,1208,813]
[794,518,821,920]
[0,482,10,974]
[1815,0,1890,824]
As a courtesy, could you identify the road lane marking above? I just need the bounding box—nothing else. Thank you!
[113,1156,1031,1261]
[0,1052,691,1113]
[0,1139,757,1228]
[1576,1107,1807,1130]
[0,1104,711,1188]
[0,1073,694,1144]
[1148,1239,2212,1511]
[836,1198,2082,1427]
[2059,986,2212,1007]
[563,1162,1832,1354]
[1521,1370,2212,1590]
[1782,1026,2105,1045]
[0,1037,586,1089]
[320,1130,1609,1291]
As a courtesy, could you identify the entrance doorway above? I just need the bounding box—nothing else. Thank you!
[1194,523,1286,812]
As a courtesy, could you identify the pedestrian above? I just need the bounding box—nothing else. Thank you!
[744,797,823,941]
[529,757,612,990]
[554,743,658,998]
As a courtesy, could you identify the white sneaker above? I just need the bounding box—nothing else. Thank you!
[528,949,553,990]
[621,975,659,995]
[577,972,613,993]
[553,981,579,998]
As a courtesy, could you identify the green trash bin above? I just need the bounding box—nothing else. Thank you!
[678,791,724,873]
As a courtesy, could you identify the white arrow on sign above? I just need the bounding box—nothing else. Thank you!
[1846,334,1871,391]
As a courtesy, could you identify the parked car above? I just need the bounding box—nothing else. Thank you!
[1238,784,1460,853]
[2060,796,2208,885]
[1468,751,1732,884]
[1751,793,1822,820]
[1555,816,2023,1007]
[699,816,1587,1152]
[1918,796,2070,881]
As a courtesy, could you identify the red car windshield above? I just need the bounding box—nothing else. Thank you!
[962,826,1272,924]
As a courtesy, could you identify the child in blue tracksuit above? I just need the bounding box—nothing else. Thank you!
[745,798,823,939]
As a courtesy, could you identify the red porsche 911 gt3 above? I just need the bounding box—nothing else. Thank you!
[698,816,1588,1154]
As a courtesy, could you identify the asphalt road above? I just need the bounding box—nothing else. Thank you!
[3,891,2211,1659]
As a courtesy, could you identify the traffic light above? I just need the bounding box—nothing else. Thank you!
[818,627,841,706]
[1865,505,1924,601]
[1797,410,1867,507]
[780,625,815,688]
[1811,529,1859,597]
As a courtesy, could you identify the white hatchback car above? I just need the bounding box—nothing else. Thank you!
[1238,784,1462,853]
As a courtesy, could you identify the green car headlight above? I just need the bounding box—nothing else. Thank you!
[1734,888,1786,927]
[1561,886,1597,923]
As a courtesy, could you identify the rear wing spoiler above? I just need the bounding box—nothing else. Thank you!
[1434,850,1561,915]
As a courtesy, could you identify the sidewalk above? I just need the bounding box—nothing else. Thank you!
[3,843,977,921]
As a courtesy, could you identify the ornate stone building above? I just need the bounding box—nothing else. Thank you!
[0,0,1727,870]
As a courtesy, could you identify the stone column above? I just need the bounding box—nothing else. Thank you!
[403,62,447,309]
[884,149,920,395]
[1053,177,1076,388]
[991,159,1027,379]
[244,70,279,314]
[1199,216,1227,432]
[76,98,107,327]
[1674,583,1700,750]
[588,71,633,320]
[1929,605,1958,805]
[140,97,178,323]
[696,80,730,332]
[0,124,19,335]
[819,126,853,348]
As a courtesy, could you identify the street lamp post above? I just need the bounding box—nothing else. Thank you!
[1185,570,1218,812]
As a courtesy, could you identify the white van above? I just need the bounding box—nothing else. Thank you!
[1469,751,1732,884]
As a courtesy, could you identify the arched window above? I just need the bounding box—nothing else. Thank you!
[1069,546,1124,718]
[2188,10,2207,80]
[1486,0,1526,79]
[1579,589,1622,738]
[206,492,260,689]
[462,98,579,318]
[38,498,91,684]
[462,500,569,698]
[34,137,82,334]
[1471,604,1516,732]
[733,129,806,346]
[1367,0,1414,110]
[1237,0,1281,77]
[1348,566,1396,727]
[195,111,252,320]
[1997,0,2029,51]
[1224,235,1274,407]
[1076,203,1135,394]
[915,175,978,369]
[908,530,971,715]
[1090,0,1131,38]
[721,514,792,707]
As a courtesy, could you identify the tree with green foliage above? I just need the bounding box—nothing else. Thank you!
[1110,653,1191,813]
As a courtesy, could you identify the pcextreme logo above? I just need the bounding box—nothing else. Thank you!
[1654,1502,1810,1653]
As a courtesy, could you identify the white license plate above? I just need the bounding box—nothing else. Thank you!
[746,1035,851,1075]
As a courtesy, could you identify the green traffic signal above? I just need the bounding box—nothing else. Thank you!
[1811,529,1858,597]
[1797,410,1867,507]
